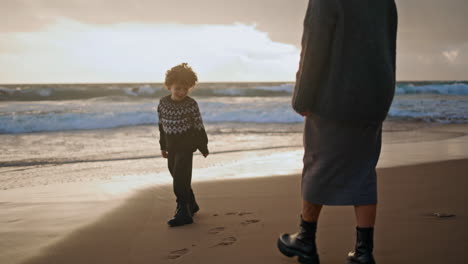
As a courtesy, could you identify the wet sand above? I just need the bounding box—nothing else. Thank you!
[1,122,467,264]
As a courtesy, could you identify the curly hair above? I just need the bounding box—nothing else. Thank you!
[164,63,198,88]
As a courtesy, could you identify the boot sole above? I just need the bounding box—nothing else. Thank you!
[191,208,199,216]
[346,251,376,264]
[346,257,375,264]
[167,218,193,227]
[277,239,319,264]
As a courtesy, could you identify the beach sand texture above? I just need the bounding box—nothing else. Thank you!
[1,122,467,264]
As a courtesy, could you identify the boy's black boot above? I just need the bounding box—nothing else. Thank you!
[175,198,199,216]
[277,218,320,264]
[346,227,376,264]
[189,192,199,216]
[190,200,199,216]
[167,203,193,227]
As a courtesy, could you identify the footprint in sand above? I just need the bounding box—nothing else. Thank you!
[432,212,456,218]
[212,236,237,247]
[208,227,225,234]
[241,219,260,225]
[238,211,253,216]
[225,211,253,216]
[168,248,190,260]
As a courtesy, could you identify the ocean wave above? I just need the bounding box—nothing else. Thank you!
[0,83,297,101]
[0,87,16,95]
[210,84,293,96]
[0,100,158,133]
[123,85,162,96]
[254,84,294,93]
[1,82,468,101]
[0,112,157,134]
[212,88,246,96]
[38,88,52,97]
[1,89,467,133]
[388,96,468,123]
[388,110,468,123]
[396,83,468,95]
[0,98,302,133]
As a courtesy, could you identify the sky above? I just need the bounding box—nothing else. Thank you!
[0,0,467,83]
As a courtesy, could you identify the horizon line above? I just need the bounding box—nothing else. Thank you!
[1,80,467,85]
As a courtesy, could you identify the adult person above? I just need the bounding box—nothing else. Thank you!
[277,1,398,264]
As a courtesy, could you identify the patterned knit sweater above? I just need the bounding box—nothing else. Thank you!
[157,95,209,154]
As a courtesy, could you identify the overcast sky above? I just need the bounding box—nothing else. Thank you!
[1,0,467,83]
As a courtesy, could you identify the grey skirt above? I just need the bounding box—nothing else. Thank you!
[301,114,382,205]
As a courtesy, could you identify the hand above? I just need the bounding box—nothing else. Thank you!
[298,111,311,117]
[161,150,168,159]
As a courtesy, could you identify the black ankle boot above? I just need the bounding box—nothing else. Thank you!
[190,200,199,216]
[186,191,199,216]
[167,203,193,227]
[346,227,376,264]
[175,198,199,216]
[277,218,320,264]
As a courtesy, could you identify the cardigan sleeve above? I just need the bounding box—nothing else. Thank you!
[292,0,338,114]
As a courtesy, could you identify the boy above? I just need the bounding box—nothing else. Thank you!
[157,63,209,227]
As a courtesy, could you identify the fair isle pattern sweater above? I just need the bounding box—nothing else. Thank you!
[157,95,209,154]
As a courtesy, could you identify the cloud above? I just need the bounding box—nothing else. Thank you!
[442,49,460,64]
[2,0,468,81]
[0,0,306,45]
[0,19,300,83]
[397,43,468,80]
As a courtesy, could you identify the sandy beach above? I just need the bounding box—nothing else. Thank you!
[2,0,468,263]
[1,121,468,264]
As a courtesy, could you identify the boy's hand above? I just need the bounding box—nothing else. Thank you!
[161,150,168,159]
[199,146,209,158]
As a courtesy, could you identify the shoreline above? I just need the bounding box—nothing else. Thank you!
[0,118,459,136]
[1,121,467,191]
[1,121,466,165]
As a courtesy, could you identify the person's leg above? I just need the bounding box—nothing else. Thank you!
[354,204,376,227]
[189,188,199,215]
[347,204,377,264]
[167,152,194,227]
[172,152,193,205]
[277,200,322,264]
[183,153,199,215]
[302,200,323,222]
[347,126,381,263]
[167,151,178,204]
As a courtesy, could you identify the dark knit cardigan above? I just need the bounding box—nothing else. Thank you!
[292,0,398,123]
[157,95,209,154]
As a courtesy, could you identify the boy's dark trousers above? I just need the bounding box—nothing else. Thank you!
[167,151,196,205]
